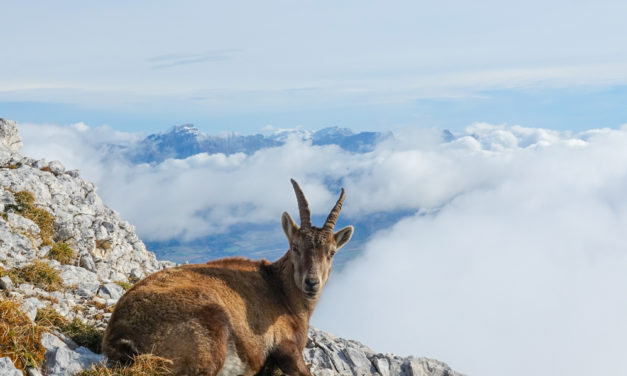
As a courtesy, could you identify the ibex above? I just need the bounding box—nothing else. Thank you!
[102,179,354,375]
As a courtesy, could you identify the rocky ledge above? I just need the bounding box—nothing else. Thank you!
[0,118,462,376]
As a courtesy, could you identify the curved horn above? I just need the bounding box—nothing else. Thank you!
[323,187,346,232]
[290,179,311,228]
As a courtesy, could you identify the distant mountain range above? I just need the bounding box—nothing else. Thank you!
[124,125,391,164]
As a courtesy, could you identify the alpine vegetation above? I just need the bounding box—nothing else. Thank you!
[102,180,354,375]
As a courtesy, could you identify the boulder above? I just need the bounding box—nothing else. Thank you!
[0,118,23,153]
[0,357,22,376]
[41,332,104,376]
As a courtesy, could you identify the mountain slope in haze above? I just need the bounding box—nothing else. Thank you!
[125,124,390,164]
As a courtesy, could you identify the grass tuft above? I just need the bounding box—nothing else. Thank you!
[36,307,104,354]
[5,190,55,246]
[78,354,174,376]
[0,297,46,371]
[63,318,104,353]
[48,242,76,265]
[5,260,63,292]
[114,281,134,291]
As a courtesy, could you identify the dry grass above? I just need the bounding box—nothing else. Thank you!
[34,306,67,328]
[48,242,76,265]
[35,307,104,354]
[78,354,174,376]
[5,260,63,292]
[6,190,55,246]
[0,297,46,371]
[114,281,134,291]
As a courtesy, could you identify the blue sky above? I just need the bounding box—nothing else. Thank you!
[2,0,627,133]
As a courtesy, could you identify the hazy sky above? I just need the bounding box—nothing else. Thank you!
[3,1,627,133]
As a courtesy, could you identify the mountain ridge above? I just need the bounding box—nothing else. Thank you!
[125,124,391,163]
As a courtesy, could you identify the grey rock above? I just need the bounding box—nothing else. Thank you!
[0,357,22,376]
[54,220,74,242]
[67,169,80,178]
[91,296,107,306]
[33,159,48,169]
[305,327,464,376]
[98,282,125,300]
[7,212,40,235]
[0,275,14,291]
[0,118,23,152]
[47,160,66,176]
[21,296,47,321]
[75,282,101,297]
[19,283,35,293]
[42,332,104,376]
[27,367,44,376]
[38,246,52,258]
[59,265,99,287]
[79,253,97,272]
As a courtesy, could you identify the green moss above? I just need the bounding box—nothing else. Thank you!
[6,260,63,291]
[48,242,76,265]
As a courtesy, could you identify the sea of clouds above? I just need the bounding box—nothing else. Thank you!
[19,121,627,376]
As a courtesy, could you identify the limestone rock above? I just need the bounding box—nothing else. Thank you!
[0,357,22,376]
[0,119,173,331]
[41,332,104,376]
[0,275,13,291]
[20,296,47,322]
[98,282,125,300]
[27,367,44,376]
[305,327,464,376]
[7,212,40,236]
[47,160,65,176]
[59,265,99,287]
[0,118,22,153]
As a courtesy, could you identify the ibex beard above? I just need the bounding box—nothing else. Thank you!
[102,179,354,376]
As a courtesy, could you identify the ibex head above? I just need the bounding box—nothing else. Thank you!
[282,179,354,301]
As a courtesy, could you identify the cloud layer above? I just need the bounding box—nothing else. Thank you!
[18,121,627,376]
[315,125,627,376]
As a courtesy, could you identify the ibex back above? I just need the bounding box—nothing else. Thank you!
[102,179,354,376]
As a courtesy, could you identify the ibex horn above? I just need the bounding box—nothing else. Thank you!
[290,179,311,228]
[322,187,346,232]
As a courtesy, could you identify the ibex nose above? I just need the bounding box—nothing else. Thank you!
[304,277,320,290]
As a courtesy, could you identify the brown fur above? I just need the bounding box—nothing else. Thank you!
[102,181,353,376]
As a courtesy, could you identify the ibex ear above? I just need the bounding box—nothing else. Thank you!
[334,226,354,250]
[281,212,299,241]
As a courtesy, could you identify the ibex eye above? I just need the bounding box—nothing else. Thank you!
[292,246,300,254]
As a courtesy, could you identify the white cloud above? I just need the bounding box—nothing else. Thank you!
[314,126,627,376]
[17,121,627,375]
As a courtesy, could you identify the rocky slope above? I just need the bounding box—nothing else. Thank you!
[0,118,462,376]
